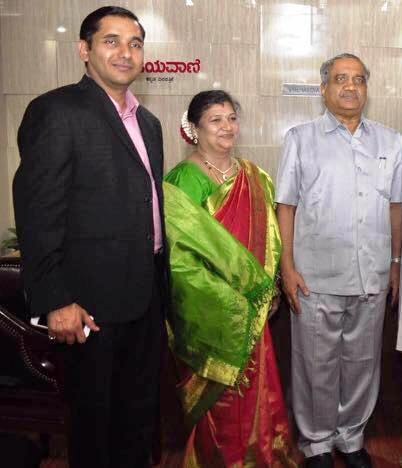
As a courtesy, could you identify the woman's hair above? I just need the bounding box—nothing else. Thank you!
[187,90,241,127]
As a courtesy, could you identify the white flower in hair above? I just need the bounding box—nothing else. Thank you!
[180,111,197,145]
[181,111,192,139]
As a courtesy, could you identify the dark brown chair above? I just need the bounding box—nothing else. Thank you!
[0,256,66,453]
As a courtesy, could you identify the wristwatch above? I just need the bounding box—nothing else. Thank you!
[391,256,401,263]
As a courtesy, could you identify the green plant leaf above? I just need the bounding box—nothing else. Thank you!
[1,227,19,250]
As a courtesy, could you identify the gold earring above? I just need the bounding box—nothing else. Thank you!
[191,127,198,144]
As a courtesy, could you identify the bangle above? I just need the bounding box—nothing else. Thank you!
[391,256,401,263]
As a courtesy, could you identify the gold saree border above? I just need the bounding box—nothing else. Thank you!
[168,159,282,429]
[176,159,280,392]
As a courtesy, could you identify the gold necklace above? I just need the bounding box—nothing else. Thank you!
[202,158,235,181]
[209,167,223,184]
[204,158,239,184]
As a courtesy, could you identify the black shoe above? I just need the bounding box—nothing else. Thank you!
[305,452,334,468]
[340,449,372,468]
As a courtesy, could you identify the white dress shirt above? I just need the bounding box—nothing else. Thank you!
[276,110,402,295]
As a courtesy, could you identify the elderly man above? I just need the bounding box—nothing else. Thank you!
[276,53,402,468]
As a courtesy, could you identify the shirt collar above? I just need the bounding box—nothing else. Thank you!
[108,89,139,118]
[322,109,370,135]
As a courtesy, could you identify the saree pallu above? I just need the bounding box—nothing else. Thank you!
[164,159,295,467]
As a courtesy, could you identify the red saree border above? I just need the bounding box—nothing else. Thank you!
[173,159,296,467]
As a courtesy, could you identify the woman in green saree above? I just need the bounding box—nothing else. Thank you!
[164,90,295,467]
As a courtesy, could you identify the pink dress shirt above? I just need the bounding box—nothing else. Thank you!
[109,91,163,252]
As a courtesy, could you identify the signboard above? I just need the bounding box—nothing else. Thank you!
[142,59,201,85]
[282,83,321,96]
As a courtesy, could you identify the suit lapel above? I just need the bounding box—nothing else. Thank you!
[137,106,161,181]
[78,75,147,172]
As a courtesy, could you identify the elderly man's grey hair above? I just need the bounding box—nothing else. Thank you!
[320,53,370,85]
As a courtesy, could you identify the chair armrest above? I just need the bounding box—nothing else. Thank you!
[0,257,29,321]
[0,307,62,393]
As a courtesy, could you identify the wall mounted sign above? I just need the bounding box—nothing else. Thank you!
[142,59,201,84]
[142,59,201,73]
[282,83,321,96]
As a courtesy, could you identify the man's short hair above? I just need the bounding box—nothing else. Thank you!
[320,53,370,84]
[79,6,145,47]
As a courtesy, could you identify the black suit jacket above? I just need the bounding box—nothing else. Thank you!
[13,75,166,323]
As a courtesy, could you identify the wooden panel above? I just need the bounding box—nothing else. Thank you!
[0,144,12,243]
[361,47,402,99]
[260,1,326,97]
[239,96,324,147]
[260,0,364,97]
[1,40,57,94]
[0,18,10,240]
[234,145,281,179]
[366,97,402,132]
[1,0,60,42]
[6,147,19,219]
[139,94,191,170]
[149,0,258,45]
[3,0,402,241]
[357,0,402,48]
[135,43,257,96]
[56,41,83,87]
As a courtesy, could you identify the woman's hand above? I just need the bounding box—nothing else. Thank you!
[269,295,281,318]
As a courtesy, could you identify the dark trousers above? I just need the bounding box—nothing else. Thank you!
[64,264,164,468]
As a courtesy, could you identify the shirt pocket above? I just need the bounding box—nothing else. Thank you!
[374,157,393,199]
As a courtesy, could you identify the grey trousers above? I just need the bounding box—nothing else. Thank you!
[291,291,387,457]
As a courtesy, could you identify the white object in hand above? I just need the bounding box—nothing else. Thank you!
[31,315,94,338]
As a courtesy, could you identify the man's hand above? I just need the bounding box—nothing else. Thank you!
[281,267,310,314]
[47,303,100,345]
[389,262,400,307]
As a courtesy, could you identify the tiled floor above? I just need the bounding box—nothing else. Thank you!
[157,301,402,468]
[32,301,402,467]
[154,400,402,468]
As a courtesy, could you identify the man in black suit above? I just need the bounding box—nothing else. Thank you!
[13,6,166,468]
